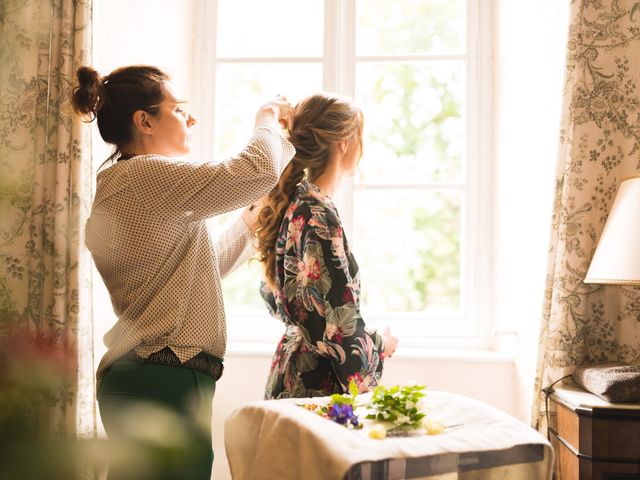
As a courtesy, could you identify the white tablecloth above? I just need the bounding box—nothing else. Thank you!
[224,390,553,480]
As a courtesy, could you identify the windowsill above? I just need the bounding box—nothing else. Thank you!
[226,341,514,364]
[393,347,513,363]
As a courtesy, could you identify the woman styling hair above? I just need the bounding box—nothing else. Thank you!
[255,92,398,400]
[73,64,294,479]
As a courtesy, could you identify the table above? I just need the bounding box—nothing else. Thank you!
[224,390,553,480]
[548,383,640,479]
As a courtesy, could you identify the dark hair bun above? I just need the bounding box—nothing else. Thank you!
[72,66,105,119]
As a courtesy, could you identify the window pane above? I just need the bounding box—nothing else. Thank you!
[222,257,265,310]
[206,211,266,311]
[357,61,465,184]
[215,63,322,159]
[213,63,322,310]
[353,189,462,314]
[356,0,466,56]
[217,0,324,57]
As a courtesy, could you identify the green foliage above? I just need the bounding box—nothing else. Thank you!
[358,0,464,55]
[219,1,466,316]
[365,384,427,427]
[408,199,461,310]
[358,2,465,313]
[349,377,360,397]
[328,378,360,406]
[327,393,353,407]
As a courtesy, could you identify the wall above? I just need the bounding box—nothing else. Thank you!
[92,0,195,96]
[493,0,570,421]
[91,0,197,178]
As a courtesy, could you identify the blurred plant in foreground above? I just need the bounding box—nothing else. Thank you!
[0,323,211,479]
[0,322,83,479]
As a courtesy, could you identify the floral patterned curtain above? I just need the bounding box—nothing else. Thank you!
[532,0,640,431]
[0,0,94,438]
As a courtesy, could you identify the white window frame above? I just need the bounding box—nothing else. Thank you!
[191,0,495,351]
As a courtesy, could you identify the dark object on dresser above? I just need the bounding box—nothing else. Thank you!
[572,362,640,403]
[548,384,640,480]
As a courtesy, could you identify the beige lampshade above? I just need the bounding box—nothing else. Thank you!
[584,175,640,285]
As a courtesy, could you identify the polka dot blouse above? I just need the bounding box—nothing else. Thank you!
[86,126,295,388]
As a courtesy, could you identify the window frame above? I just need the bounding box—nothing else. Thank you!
[191,0,495,350]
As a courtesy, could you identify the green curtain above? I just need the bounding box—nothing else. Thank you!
[0,0,95,443]
[532,0,640,432]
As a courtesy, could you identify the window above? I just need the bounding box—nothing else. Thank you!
[193,0,493,349]
[91,0,493,353]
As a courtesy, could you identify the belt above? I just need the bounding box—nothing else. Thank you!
[125,347,224,381]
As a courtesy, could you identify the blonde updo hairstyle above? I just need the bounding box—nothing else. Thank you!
[255,92,363,289]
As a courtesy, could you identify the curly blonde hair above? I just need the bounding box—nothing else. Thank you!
[255,92,363,289]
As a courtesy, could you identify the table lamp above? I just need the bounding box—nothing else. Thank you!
[579,175,640,404]
[584,174,640,285]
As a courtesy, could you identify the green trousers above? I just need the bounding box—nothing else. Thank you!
[98,357,216,480]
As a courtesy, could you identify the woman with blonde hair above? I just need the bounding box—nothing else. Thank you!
[255,92,398,400]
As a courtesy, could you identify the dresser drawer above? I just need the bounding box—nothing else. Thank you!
[548,385,640,480]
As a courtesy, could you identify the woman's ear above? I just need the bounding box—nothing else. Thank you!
[337,140,348,154]
[131,110,154,135]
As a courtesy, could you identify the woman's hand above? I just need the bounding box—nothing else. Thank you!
[255,95,295,131]
[242,196,267,235]
[382,326,399,359]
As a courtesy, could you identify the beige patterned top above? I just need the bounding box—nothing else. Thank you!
[87,126,295,387]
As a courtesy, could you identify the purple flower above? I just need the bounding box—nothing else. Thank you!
[328,403,359,427]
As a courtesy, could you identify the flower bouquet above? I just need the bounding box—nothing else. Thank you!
[302,379,362,429]
[364,384,444,437]
[301,381,447,438]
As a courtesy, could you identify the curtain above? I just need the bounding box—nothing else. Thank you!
[532,0,640,432]
[0,0,94,441]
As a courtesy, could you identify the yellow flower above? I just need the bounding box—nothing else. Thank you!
[368,423,387,439]
[424,418,445,435]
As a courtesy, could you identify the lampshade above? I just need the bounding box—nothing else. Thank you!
[584,175,640,285]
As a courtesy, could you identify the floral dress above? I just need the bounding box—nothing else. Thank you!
[261,180,385,399]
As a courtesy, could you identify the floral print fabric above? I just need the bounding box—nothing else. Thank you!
[532,0,640,432]
[262,180,384,399]
[0,0,94,438]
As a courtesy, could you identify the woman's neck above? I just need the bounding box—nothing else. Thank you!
[121,137,168,157]
[311,160,343,197]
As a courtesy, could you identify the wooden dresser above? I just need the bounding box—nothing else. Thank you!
[548,384,640,480]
